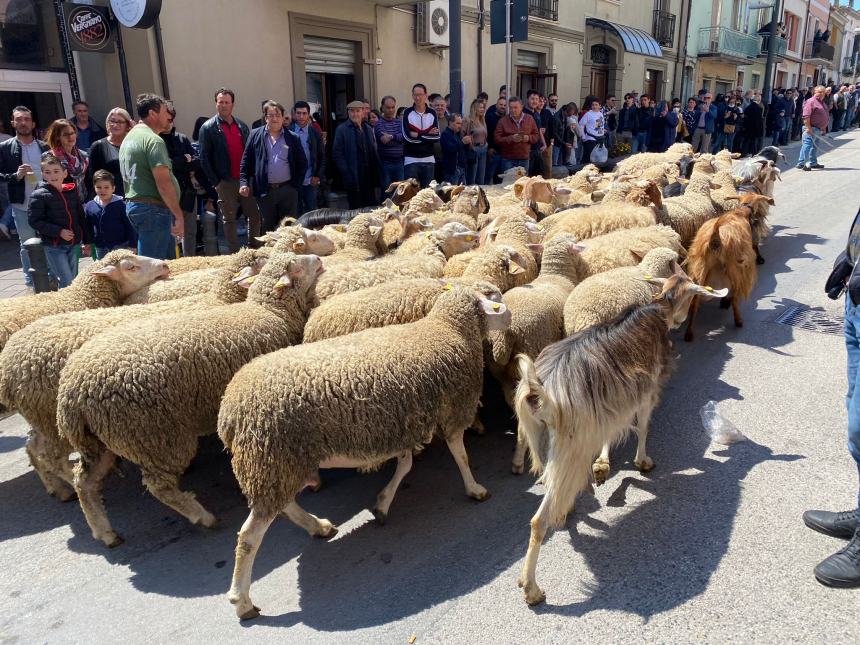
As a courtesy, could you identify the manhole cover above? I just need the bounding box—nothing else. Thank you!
[773,306,844,335]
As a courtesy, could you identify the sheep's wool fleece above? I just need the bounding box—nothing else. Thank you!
[218,288,489,517]
[57,254,314,476]
[579,225,683,277]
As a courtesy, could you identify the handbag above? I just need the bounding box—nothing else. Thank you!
[723,123,736,134]
[590,141,608,164]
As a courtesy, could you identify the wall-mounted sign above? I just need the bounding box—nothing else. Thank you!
[64,3,115,53]
[110,0,162,29]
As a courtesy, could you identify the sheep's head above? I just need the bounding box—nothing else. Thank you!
[499,165,527,186]
[431,222,480,257]
[647,262,727,329]
[386,178,420,205]
[628,180,663,210]
[91,251,170,297]
[454,185,490,215]
[298,228,337,256]
[245,253,325,303]
[638,247,680,276]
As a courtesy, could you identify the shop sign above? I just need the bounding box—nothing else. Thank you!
[65,3,115,53]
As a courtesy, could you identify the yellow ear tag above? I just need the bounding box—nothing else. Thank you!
[425,232,432,238]
[245,275,256,284]
[705,285,714,292]
[335,225,346,232]
[492,303,501,311]
[644,274,653,280]
[465,235,474,242]
[443,283,454,290]
[232,271,242,278]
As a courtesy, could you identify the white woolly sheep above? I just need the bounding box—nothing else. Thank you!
[217,287,511,620]
[656,171,722,246]
[544,202,657,242]
[55,253,323,547]
[575,225,684,277]
[322,212,386,265]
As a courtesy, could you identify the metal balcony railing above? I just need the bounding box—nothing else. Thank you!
[758,34,787,58]
[652,10,676,48]
[804,40,836,62]
[697,27,759,62]
[528,0,558,21]
[842,56,856,75]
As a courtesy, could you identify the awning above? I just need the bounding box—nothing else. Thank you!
[586,18,663,58]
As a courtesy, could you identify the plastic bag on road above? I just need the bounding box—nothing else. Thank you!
[700,401,747,445]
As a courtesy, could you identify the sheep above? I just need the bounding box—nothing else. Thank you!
[0,253,266,501]
[393,221,479,256]
[321,223,348,249]
[571,225,684,277]
[708,169,741,214]
[322,212,386,265]
[656,171,722,247]
[612,144,693,176]
[543,201,658,244]
[459,244,530,292]
[401,188,445,218]
[385,178,420,206]
[381,209,434,249]
[55,252,324,547]
[0,250,168,355]
[498,164,528,188]
[429,180,466,203]
[683,194,767,341]
[217,287,511,620]
[512,269,725,607]
[304,278,502,342]
[314,224,478,300]
[477,201,537,231]
[451,185,490,218]
[123,247,267,305]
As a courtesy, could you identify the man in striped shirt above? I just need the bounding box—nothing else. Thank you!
[401,83,439,188]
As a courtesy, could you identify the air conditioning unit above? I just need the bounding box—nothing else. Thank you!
[416,0,450,49]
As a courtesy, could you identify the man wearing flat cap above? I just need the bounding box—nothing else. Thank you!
[332,100,381,208]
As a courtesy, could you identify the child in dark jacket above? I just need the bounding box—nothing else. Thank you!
[85,169,136,259]
[28,153,93,288]
[440,114,470,184]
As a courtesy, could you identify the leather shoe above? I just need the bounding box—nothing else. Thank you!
[802,163,811,171]
[814,528,860,588]
[811,163,824,169]
[803,508,858,539]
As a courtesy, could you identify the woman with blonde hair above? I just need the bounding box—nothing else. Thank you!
[44,118,89,199]
[464,98,488,185]
[88,107,133,196]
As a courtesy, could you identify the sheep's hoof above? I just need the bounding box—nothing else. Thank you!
[315,520,338,539]
[719,296,732,309]
[756,255,765,265]
[635,456,655,473]
[55,486,78,503]
[592,458,610,485]
[511,462,525,476]
[197,512,219,529]
[683,330,694,343]
[372,508,388,525]
[238,605,261,621]
[734,319,744,328]
[518,577,546,606]
[102,532,124,549]
[469,487,491,502]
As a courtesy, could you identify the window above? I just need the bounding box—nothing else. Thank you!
[715,80,732,95]
[737,70,745,88]
[751,72,760,89]
[0,0,65,71]
[731,0,742,31]
[784,12,799,51]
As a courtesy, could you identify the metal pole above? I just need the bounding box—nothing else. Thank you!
[450,0,462,114]
[505,0,512,101]
[762,0,782,109]
[23,238,53,293]
[53,0,80,101]
[114,24,134,114]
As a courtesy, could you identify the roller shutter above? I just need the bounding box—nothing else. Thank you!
[304,36,357,75]
[516,50,541,68]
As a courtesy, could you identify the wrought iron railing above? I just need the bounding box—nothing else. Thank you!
[758,34,787,58]
[697,27,759,61]
[804,40,836,62]
[528,0,558,21]
[652,10,676,48]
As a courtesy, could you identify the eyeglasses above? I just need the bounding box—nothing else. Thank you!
[108,119,128,125]
[62,131,76,137]
[705,96,713,99]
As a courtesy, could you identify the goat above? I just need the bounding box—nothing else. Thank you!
[429,180,466,203]
[512,268,726,606]
[385,178,420,206]
[683,194,766,341]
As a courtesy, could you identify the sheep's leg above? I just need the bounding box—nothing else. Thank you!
[592,442,611,484]
[731,295,744,328]
[228,509,275,621]
[73,449,122,547]
[282,500,338,538]
[754,244,765,265]
[141,472,218,529]
[511,423,529,475]
[26,429,76,502]
[684,294,701,342]
[518,493,552,606]
[372,450,413,524]
[446,428,489,501]
[633,399,658,473]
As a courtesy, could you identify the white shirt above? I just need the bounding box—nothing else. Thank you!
[13,139,42,209]
[579,111,605,142]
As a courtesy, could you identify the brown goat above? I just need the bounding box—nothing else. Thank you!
[385,178,420,206]
[683,193,770,341]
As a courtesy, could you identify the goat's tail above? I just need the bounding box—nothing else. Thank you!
[514,353,552,474]
[708,216,724,251]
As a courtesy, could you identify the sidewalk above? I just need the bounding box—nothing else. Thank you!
[0,237,93,299]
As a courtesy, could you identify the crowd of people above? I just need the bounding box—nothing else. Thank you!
[1,79,859,288]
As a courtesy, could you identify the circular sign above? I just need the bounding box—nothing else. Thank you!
[67,5,112,52]
[110,0,162,29]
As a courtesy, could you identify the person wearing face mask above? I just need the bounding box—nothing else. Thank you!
[691,92,717,153]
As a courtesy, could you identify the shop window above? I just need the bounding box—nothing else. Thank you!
[0,0,65,71]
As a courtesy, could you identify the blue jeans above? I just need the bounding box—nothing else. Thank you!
[126,201,175,260]
[298,184,318,214]
[843,296,860,517]
[380,159,405,193]
[635,131,648,154]
[444,167,466,185]
[11,205,36,286]
[43,244,78,289]
[797,127,820,166]
[485,149,501,184]
[712,131,736,152]
[404,162,435,188]
[500,158,528,174]
[466,144,487,185]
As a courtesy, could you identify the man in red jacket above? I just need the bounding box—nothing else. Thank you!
[493,96,538,175]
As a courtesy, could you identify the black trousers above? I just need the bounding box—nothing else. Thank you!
[346,184,377,209]
[258,184,299,233]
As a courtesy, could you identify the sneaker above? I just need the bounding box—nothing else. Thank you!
[804,509,859,539]
[814,528,860,588]
[795,164,804,170]
[803,163,811,171]
[811,163,824,169]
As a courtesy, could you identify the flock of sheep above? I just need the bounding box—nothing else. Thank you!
[0,141,782,618]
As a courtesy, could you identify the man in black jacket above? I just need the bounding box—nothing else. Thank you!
[291,100,325,214]
[0,105,49,287]
[333,101,380,208]
[162,104,200,256]
[198,87,261,252]
[239,100,307,234]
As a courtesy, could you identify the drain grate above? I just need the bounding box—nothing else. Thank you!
[773,306,844,335]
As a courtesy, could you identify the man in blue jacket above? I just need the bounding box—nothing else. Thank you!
[691,93,718,153]
[198,88,261,252]
[239,100,307,235]
[291,100,325,214]
[333,100,380,209]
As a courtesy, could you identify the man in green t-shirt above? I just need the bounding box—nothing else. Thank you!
[119,93,184,259]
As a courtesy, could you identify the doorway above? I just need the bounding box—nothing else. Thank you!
[644,68,661,101]
[306,72,355,136]
[590,69,607,101]
[0,90,64,137]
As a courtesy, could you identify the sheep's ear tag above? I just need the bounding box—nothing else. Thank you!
[424,232,432,238]
[705,285,714,292]
[443,282,454,290]
[492,303,501,311]
[334,225,346,232]
[274,275,292,290]
[464,235,474,242]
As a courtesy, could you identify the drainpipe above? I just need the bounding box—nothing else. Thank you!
[477,0,485,94]
[450,0,462,113]
[677,0,693,100]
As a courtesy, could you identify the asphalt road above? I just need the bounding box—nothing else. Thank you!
[2,133,860,644]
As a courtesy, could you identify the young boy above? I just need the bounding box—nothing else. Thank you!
[85,169,136,259]
[28,153,92,289]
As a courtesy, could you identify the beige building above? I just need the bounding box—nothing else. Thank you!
[54,1,687,136]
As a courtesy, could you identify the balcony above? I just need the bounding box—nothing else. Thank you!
[652,9,676,48]
[528,0,558,21]
[758,34,787,60]
[697,27,759,64]
[842,56,856,76]
[804,40,836,63]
